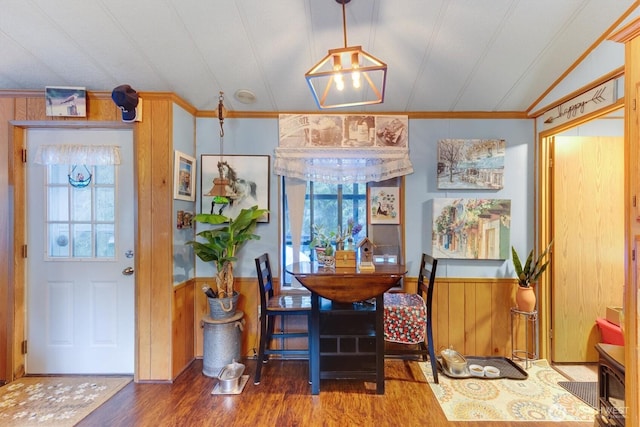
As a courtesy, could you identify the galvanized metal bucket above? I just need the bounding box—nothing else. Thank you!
[202,311,244,378]
[208,291,239,320]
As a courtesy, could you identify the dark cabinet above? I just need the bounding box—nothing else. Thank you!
[312,295,385,394]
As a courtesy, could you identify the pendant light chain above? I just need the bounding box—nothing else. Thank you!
[218,91,225,162]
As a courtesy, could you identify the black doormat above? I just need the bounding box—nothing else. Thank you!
[558,381,598,409]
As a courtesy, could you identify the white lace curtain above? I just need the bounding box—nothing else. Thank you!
[273,147,413,184]
[275,114,414,269]
[33,144,121,165]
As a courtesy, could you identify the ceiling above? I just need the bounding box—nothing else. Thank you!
[0,0,637,114]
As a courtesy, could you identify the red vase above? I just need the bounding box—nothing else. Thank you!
[516,287,536,312]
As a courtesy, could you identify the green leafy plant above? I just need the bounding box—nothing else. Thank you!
[511,241,553,288]
[310,224,336,257]
[187,205,268,298]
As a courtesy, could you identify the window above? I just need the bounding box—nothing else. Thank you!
[46,164,116,259]
[282,179,367,287]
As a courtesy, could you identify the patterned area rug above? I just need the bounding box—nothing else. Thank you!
[420,359,596,422]
[0,376,131,426]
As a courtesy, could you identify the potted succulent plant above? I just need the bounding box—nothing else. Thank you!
[511,241,553,311]
[187,205,268,318]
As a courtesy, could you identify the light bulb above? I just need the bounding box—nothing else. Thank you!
[335,74,345,91]
[350,53,361,89]
[352,71,361,88]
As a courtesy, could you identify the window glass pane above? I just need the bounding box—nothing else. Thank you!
[72,223,92,257]
[71,187,92,221]
[48,187,69,221]
[96,224,115,258]
[283,179,368,286]
[48,165,70,185]
[94,165,115,184]
[95,188,115,221]
[48,223,70,257]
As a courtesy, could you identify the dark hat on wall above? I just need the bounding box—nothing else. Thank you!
[111,84,139,122]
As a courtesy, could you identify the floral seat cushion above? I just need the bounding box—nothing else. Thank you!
[383,293,426,345]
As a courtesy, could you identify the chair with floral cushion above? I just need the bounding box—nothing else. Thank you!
[383,253,438,383]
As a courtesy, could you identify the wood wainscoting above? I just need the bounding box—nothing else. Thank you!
[428,277,522,358]
[184,276,524,364]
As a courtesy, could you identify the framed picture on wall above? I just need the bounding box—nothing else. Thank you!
[368,186,400,224]
[174,151,196,201]
[45,86,87,117]
[200,154,270,222]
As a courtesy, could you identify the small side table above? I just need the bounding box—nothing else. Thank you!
[510,307,537,369]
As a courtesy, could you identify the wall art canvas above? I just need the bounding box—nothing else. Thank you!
[174,151,196,201]
[45,86,87,117]
[432,198,511,259]
[200,155,270,222]
[437,139,505,189]
[278,114,408,148]
[369,186,400,224]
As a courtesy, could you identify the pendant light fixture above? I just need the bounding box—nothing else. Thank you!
[305,0,387,109]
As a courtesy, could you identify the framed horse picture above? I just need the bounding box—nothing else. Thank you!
[200,154,270,222]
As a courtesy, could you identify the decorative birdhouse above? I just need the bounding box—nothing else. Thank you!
[358,237,375,270]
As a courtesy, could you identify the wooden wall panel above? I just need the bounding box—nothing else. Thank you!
[191,276,522,361]
[474,282,493,355]
[0,98,13,383]
[194,277,260,359]
[11,127,26,379]
[172,281,195,378]
[135,98,153,381]
[432,278,517,358]
[135,97,174,381]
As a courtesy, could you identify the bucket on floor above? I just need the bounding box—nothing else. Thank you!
[202,311,244,378]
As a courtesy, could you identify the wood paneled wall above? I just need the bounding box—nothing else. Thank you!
[190,276,524,360]
[610,18,640,426]
[0,91,184,383]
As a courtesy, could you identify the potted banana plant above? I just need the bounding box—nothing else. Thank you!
[187,205,268,318]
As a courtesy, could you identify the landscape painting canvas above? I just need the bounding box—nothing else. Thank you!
[432,198,511,259]
[437,139,505,189]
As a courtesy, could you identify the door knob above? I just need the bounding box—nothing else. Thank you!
[122,267,134,276]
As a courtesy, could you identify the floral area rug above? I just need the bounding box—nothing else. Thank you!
[0,376,131,426]
[420,359,596,422]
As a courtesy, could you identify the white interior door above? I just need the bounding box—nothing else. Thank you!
[26,128,134,374]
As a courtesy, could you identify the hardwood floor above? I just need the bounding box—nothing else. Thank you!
[80,358,593,427]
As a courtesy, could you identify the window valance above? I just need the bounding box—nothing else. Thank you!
[274,114,413,184]
[34,144,121,165]
[274,147,413,184]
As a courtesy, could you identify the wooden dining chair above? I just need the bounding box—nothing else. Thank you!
[254,253,312,385]
[384,253,439,383]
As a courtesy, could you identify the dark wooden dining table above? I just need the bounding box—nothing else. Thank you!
[285,262,407,394]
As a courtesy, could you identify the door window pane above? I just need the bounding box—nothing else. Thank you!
[45,164,116,260]
[48,223,70,257]
[71,187,92,221]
